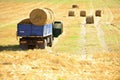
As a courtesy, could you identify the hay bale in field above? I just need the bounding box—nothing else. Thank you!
[72,4,79,8]
[80,10,86,17]
[29,8,54,26]
[86,16,94,24]
[44,7,55,20]
[18,18,32,24]
[68,10,75,17]
[95,10,101,17]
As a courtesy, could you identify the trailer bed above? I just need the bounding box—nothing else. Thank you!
[17,24,52,37]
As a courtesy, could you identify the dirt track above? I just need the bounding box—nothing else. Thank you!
[79,0,108,54]
[92,0,109,53]
[78,0,119,54]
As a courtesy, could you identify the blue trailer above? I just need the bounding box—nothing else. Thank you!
[17,8,63,49]
[17,22,53,49]
[17,24,52,37]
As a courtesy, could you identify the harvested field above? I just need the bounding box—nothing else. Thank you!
[0,51,120,80]
[0,0,120,80]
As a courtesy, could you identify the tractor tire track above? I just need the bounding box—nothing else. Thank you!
[46,4,69,53]
[79,0,92,55]
[94,17,109,52]
[89,0,94,15]
[80,23,87,55]
[79,10,87,55]
[102,0,114,25]
[91,0,109,53]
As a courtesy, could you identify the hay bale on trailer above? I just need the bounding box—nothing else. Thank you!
[95,10,101,17]
[29,8,54,26]
[72,4,79,8]
[68,10,75,17]
[86,16,94,24]
[18,18,32,24]
[80,10,86,17]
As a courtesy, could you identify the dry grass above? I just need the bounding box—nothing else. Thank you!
[0,51,120,80]
[0,1,120,80]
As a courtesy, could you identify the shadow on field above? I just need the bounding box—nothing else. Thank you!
[0,45,22,51]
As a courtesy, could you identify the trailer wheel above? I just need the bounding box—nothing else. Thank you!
[20,45,28,50]
[28,45,35,49]
[20,38,28,50]
[39,39,47,49]
[47,36,53,47]
[48,36,53,47]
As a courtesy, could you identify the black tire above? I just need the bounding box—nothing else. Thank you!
[19,38,28,50]
[39,39,47,49]
[48,36,53,47]
[28,45,35,49]
[20,45,28,50]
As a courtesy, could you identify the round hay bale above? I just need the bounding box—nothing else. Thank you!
[44,8,55,21]
[29,8,54,26]
[86,16,94,24]
[68,10,75,17]
[95,10,101,17]
[80,10,86,17]
[72,4,79,8]
[18,18,32,24]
